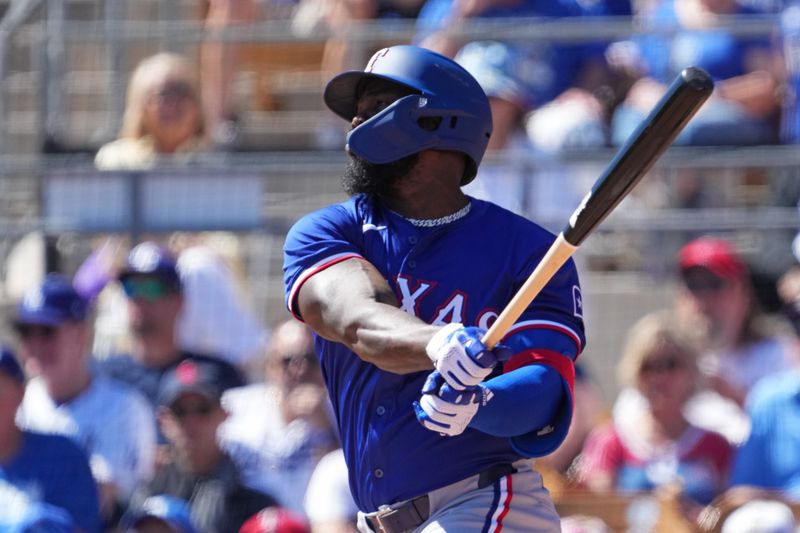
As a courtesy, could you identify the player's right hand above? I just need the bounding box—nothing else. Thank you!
[413,370,491,437]
[425,323,509,390]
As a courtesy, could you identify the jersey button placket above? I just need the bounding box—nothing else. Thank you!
[376,405,386,416]
[374,469,384,478]
[405,234,419,269]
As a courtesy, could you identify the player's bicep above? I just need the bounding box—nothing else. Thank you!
[297,257,399,343]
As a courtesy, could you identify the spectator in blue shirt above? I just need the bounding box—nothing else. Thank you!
[0,346,100,532]
[729,367,800,498]
[416,0,631,152]
[609,0,781,146]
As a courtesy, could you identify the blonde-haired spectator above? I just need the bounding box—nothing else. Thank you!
[95,52,208,170]
[577,311,733,511]
[614,311,700,392]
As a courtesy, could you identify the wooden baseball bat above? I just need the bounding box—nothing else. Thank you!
[481,67,714,349]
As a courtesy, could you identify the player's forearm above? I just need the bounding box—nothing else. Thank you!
[301,284,437,373]
[469,364,564,437]
[298,258,439,373]
[323,301,439,374]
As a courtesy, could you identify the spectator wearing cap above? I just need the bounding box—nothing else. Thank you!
[119,242,185,371]
[675,237,797,408]
[100,242,245,411]
[13,273,156,526]
[0,346,101,532]
[612,237,799,449]
[128,355,278,533]
[78,237,266,368]
[220,320,337,517]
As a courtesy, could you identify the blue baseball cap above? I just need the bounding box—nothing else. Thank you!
[118,242,181,290]
[123,495,198,533]
[157,356,244,407]
[0,347,24,384]
[14,273,89,327]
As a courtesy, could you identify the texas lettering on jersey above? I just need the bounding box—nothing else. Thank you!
[394,274,498,328]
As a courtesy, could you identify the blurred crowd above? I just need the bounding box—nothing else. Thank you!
[6,0,800,531]
[8,235,800,531]
[88,0,800,158]
[0,240,354,533]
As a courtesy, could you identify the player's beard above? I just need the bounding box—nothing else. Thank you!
[342,153,419,197]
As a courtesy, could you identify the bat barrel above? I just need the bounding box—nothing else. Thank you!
[562,67,714,247]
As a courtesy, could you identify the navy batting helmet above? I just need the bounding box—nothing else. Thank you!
[324,45,492,184]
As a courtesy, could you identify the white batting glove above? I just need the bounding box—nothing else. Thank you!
[413,371,493,437]
[426,323,497,390]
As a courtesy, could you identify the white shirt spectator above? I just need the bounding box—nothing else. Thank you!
[220,382,337,516]
[304,448,358,529]
[700,336,796,395]
[176,245,267,366]
[17,373,156,501]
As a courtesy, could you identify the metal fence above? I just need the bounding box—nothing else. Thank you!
[0,148,795,400]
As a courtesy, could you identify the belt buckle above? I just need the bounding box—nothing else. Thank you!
[372,505,400,533]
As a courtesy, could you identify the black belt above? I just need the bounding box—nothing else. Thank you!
[365,463,518,533]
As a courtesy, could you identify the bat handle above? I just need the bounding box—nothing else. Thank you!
[481,233,578,349]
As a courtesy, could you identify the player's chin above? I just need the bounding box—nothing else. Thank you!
[341,153,419,197]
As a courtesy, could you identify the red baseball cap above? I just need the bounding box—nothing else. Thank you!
[678,237,748,281]
[239,508,310,533]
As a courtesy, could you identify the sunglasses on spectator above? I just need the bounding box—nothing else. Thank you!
[15,324,57,341]
[640,357,683,375]
[150,82,195,104]
[122,277,172,300]
[170,401,215,420]
[682,272,730,294]
[278,352,316,368]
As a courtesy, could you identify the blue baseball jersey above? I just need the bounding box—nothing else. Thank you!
[283,194,585,512]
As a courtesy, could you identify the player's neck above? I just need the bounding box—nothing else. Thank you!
[384,186,469,221]
[383,160,468,220]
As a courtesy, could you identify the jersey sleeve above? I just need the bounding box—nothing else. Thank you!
[499,255,585,456]
[283,203,365,320]
[504,255,585,359]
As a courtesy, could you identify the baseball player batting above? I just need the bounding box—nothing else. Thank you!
[284,45,583,532]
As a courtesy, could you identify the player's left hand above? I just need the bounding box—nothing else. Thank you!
[426,323,510,390]
[413,370,493,437]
